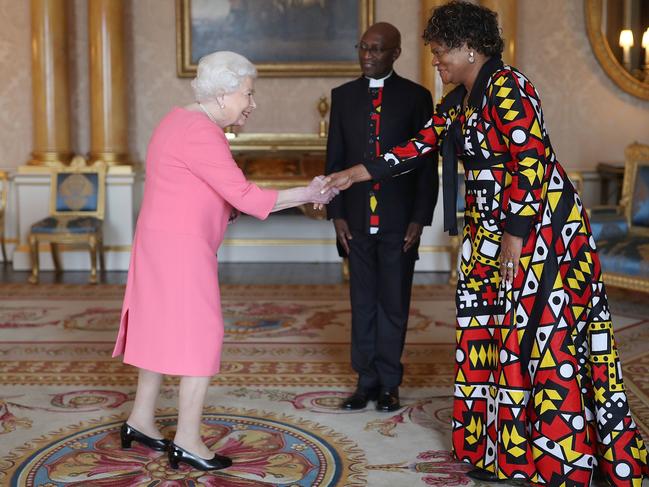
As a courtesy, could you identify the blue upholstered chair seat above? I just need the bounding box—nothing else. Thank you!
[589,210,629,242]
[30,216,102,234]
[597,236,649,277]
[587,143,649,292]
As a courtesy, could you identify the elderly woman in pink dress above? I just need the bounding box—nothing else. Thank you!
[112,51,335,471]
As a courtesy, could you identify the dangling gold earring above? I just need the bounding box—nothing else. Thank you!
[468,51,475,64]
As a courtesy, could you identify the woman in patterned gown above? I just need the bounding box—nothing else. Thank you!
[322,1,649,485]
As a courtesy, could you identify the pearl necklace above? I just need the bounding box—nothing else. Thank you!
[197,101,219,125]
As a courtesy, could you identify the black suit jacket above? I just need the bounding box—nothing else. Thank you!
[325,73,438,238]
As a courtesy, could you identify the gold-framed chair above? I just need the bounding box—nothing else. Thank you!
[0,170,8,262]
[592,142,649,293]
[28,156,106,284]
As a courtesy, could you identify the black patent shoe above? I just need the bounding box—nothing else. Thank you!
[340,388,379,410]
[168,442,233,471]
[466,468,504,482]
[376,389,401,412]
[120,422,170,452]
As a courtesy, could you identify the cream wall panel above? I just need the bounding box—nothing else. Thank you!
[12,172,137,270]
[0,1,31,168]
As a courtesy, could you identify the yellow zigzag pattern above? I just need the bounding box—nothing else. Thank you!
[494,76,519,121]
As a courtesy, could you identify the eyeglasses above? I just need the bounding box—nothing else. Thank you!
[355,43,397,56]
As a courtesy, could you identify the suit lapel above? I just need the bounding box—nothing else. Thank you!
[378,73,405,152]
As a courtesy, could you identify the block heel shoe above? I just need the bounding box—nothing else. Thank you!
[120,422,170,452]
[168,442,232,471]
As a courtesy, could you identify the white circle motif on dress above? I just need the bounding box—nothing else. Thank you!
[559,363,574,379]
[615,461,632,478]
[571,415,584,430]
[511,128,527,144]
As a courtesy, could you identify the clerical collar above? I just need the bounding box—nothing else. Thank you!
[366,70,393,88]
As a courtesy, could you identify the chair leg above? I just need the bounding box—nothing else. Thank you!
[0,229,6,263]
[88,236,98,284]
[98,236,105,273]
[50,242,62,272]
[28,234,39,284]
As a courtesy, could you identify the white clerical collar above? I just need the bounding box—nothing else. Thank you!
[366,70,393,88]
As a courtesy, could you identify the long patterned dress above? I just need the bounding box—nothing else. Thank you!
[363,56,649,486]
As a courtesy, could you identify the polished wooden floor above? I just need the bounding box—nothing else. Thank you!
[0,262,450,286]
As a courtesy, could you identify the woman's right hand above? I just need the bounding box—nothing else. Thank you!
[499,231,523,284]
[321,164,371,194]
[306,176,338,208]
[271,179,338,213]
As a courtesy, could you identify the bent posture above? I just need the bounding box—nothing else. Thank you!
[113,51,335,472]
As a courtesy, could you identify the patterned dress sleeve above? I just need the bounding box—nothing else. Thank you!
[489,70,548,238]
[361,110,448,181]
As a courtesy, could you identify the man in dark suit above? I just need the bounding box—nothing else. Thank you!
[326,22,438,412]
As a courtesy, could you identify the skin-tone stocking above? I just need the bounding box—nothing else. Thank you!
[127,368,164,439]
[173,375,213,459]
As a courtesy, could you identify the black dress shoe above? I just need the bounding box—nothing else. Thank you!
[168,442,233,471]
[466,468,504,482]
[340,388,378,410]
[376,389,401,412]
[120,422,170,452]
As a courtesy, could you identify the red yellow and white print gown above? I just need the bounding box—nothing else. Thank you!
[362,56,649,486]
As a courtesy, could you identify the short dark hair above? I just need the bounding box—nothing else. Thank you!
[423,0,504,57]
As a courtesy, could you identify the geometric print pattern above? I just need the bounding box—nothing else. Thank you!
[367,87,383,235]
[377,58,649,486]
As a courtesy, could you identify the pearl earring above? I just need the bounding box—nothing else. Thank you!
[468,51,475,64]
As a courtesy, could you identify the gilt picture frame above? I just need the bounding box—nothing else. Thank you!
[176,0,374,77]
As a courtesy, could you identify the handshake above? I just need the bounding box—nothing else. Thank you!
[266,167,366,214]
[304,175,340,210]
[303,165,365,210]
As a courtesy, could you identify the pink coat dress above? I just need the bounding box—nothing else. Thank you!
[112,108,278,376]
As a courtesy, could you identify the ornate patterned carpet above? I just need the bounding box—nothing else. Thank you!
[0,283,647,486]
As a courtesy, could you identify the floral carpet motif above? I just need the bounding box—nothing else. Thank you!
[0,283,647,487]
[3,408,365,487]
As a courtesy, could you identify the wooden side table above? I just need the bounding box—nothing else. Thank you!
[233,151,326,219]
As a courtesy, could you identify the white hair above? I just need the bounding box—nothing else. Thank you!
[190,51,257,101]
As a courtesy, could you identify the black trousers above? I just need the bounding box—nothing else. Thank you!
[348,231,418,391]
